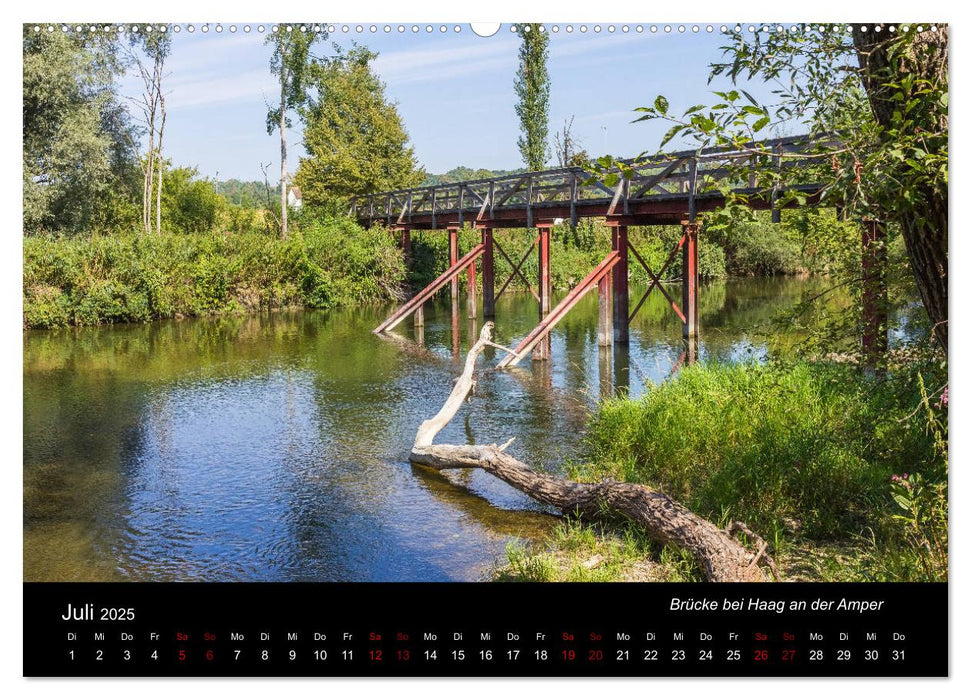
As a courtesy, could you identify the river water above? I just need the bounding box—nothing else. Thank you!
[23,278,919,582]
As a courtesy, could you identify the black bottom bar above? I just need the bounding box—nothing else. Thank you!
[24,582,947,677]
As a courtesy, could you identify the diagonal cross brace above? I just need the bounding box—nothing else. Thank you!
[628,235,687,324]
[494,235,541,302]
[497,251,620,368]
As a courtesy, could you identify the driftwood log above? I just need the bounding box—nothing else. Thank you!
[409,322,775,583]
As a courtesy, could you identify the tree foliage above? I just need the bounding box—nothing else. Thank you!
[161,167,226,234]
[423,166,524,187]
[265,26,322,136]
[265,24,326,237]
[215,179,274,209]
[514,24,551,171]
[617,23,947,346]
[23,27,139,233]
[295,45,424,206]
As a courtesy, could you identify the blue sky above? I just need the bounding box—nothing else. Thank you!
[119,24,791,182]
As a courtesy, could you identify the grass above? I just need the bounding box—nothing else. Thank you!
[500,358,948,583]
[493,518,702,583]
[23,216,406,329]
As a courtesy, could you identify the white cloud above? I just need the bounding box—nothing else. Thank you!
[370,31,652,88]
[373,38,519,86]
[549,31,653,59]
[118,33,276,111]
[165,68,277,110]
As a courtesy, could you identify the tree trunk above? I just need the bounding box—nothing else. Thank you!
[900,193,948,348]
[144,113,154,236]
[853,26,948,348]
[409,323,774,583]
[142,159,151,235]
[280,82,288,239]
[156,92,166,235]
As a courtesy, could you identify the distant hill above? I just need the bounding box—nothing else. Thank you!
[422,166,526,187]
[214,179,278,208]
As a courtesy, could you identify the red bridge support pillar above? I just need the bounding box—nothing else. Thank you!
[394,227,422,327]
[467,257,477,319]
[534,224,552,361]
[681,220,699,340]
[399,227,412,258]
[611,224,629,344]
[481,227,495,317]
[861,218,888,360]
[448,227,459,303]
[598,269,612,347]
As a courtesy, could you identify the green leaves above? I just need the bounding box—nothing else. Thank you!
[23,28,131,233]
[689,114,717,133]
[514,23,551,170]
[265,25,326,135]
[659,123,687,148]
[295,47,423,203]
[753,115,771,132]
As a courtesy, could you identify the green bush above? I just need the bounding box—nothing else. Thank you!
[712,217,803,276]
[161,167,227,234]
[581,361,944,545]
[22,216,406,328]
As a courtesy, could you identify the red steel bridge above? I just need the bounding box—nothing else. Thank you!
[352,135,887,367]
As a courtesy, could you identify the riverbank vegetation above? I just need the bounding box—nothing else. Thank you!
[497,24,947,582]
[24,206,864,329]
[24,25,947,584]
[24,217,405,328]
[497,354,947,583]
[23,24,868,330]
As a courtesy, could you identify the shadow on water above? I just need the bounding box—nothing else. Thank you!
[24,277,920,582]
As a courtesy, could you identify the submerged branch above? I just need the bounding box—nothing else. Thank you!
[407,322,775,583]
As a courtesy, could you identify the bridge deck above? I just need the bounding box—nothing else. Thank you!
[351,135,831,229]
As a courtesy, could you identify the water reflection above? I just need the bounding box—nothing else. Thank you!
[24,277,923,582]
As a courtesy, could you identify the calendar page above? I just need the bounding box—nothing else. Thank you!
[21,16,948,679]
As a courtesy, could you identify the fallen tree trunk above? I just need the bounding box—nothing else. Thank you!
[409,322,775,583]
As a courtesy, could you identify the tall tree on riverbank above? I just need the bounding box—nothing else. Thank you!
[128,27,172,235]
[23,27,139,233]
[628,24,948,347]
[295,46,424,206]
[266,25,325,238]
[514,24,550,171]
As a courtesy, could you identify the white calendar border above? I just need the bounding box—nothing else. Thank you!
[2,0,962,697]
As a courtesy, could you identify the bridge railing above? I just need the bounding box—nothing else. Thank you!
[350,134,835,226]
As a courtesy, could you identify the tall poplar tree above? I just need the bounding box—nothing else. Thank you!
[514,24,550,171]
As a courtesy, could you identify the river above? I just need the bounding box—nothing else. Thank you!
[23,277,921,582]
